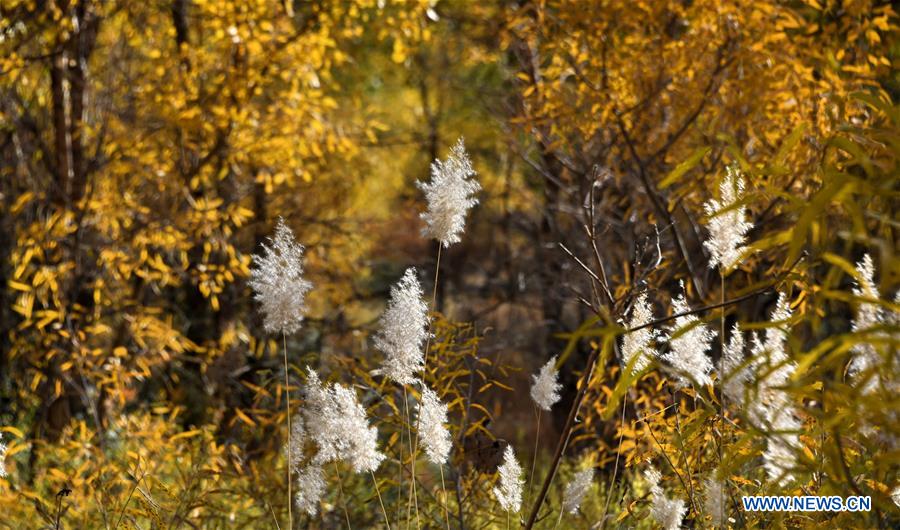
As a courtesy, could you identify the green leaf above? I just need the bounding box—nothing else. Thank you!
[659,146,711,189]
[602,346,647,421]
[786,172,853,266]
[851,91,900,126]
[767,124,807,176]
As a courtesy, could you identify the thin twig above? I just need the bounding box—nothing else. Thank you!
[638,414,695,514]
[266,501,282,530]
[615,112,705,299]
[54,485,71,530]
[586,180,615,305]
[671,397,698,515]
[558,243,602,285]
[628,252,804,333]
[599,393,628,530]
[523,339,608,529]
[112,464,146,530]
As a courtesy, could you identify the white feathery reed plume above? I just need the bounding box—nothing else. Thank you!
[719,324,748,404]
[527,356,561,517]
[493,445,524,514]
[530,356,562,411]
[703,164,752,272]
[295,463,326,516]
[847,254,884,394]
[704,474,726,527]
[249,217,313,335]
[0,433,7,478]
[760,292,794,386]
[417,384,452,466]
[745,332,769,417]
[665,285,716,387]
[249,218,312,529]
[562,468,594,514]
[418,384,453,529]
[761,400,801,486]
[410,138,478,526]
[751,293,800,485]
[622,292,661,374]
[418,137,481,248]
[645,465,686,530]
[285,413,306,473]
[284,414,326,516]
[373,268,429,385]
[303,368,386,474]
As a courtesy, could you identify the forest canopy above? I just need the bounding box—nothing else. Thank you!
[0,0,898,528]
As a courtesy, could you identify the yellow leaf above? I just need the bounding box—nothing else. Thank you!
[0,426,24,438]
[234,408,256,427]
[8,280,30,292]
[170,429,202,442]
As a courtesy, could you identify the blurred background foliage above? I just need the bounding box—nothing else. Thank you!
[0,0,898,528]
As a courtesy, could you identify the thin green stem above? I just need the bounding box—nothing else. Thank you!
[404,386,420,529]
[439,465,451,530]
[718,271,727,525]
[408,244,442,529]
[372,471,392,530]
[334,461,352,530]
[397,400,404,529]
[720,271,726,451]
[527,408,541,508]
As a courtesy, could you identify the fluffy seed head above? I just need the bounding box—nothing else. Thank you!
[747,294,800,486]
[719,324,748,404]
[703,164,752,272]
[622,292,661,374]
[303,368,385,473]
[295,463,326,516]
[285,413,306,473]
[0,434,6,478]
[530,356,562,411]
[704,475,726,526]
[417,384,452,465]
[664,286,716,388]
[492,445,524,513]
[758,292,794,388]
[418,137,481,247]
[645,465,686,530]
[562,468,594,514]
[761,391,801,486]
[249,218,313,335]
[847,254,884,393]
[373,268,429,385]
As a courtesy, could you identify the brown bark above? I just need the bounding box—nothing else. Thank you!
[50,51,70,205]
